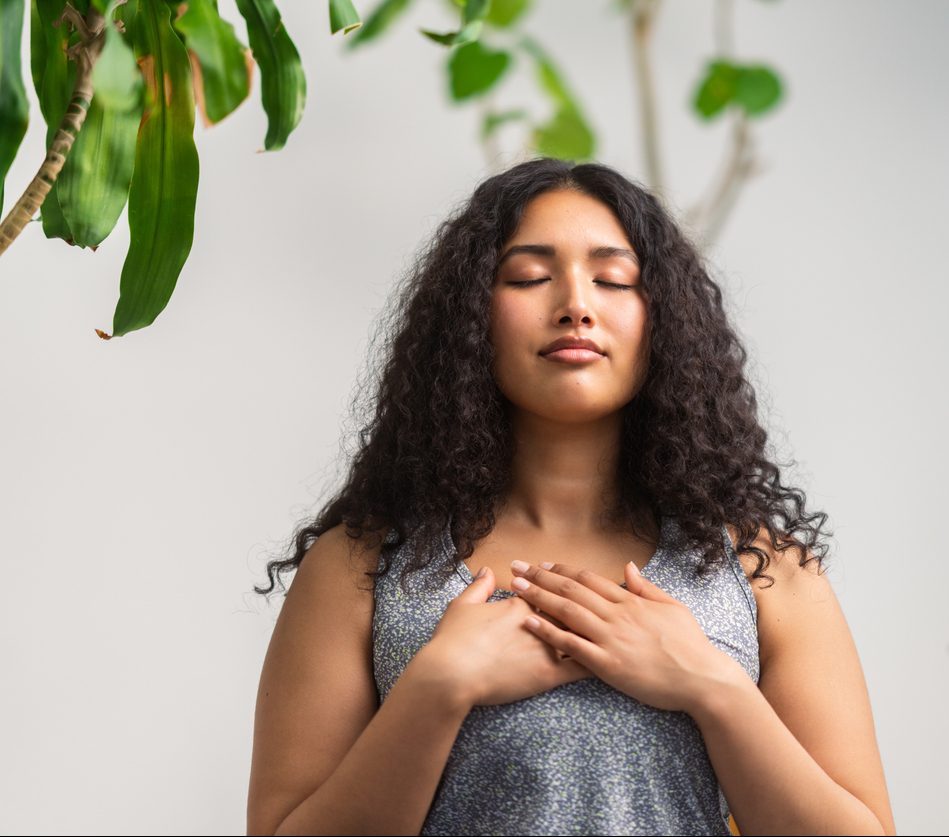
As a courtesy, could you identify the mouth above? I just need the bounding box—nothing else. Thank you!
[540,348,605,364]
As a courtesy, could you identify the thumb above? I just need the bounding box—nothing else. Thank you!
[624,560,676,603]
[457,565,495,603]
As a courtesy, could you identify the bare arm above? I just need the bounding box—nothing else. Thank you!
[246,525,474,836]
[691,530,897,836]
[274,653,471,836]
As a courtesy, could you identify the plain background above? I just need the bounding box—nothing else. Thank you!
[2,0,947,833]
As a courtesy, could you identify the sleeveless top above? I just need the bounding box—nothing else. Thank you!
[371,514,759,836]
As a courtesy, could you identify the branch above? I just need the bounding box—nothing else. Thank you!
[628,0,664,198]
[0,2,111,257]
[476,91,505,177]
[682,0,765,249]
[684,108,766,250]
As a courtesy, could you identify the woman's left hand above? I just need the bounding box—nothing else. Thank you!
[510,559,743,715]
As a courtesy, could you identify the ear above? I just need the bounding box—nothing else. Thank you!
[624,561,677,604]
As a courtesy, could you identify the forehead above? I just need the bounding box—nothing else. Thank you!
[498,190,638,268]
[503,189,633,251]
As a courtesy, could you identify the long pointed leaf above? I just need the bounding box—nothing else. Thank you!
[0,0,30,217]
[30,0,84,241]
[172,0,252,126]
[104,0,199,337]
[328,0,361,35]
[234,0,305,150]
[344,0,413,50]
[58,5,143,247]
[518,35,595,161]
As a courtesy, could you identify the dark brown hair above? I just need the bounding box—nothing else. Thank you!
[254,156,830,599]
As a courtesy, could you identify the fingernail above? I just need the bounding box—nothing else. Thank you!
[476,566,487,579]
[510,559,530,573]
[540,561,554,570]
[627,560,640,575]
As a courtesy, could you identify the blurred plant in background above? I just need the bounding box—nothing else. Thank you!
[0,0,783,338]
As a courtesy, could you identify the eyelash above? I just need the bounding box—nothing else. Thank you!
[507,278,636,290]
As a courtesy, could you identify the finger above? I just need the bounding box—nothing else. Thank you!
[537,562,628,606]
[511,596,572,632]
[511,562,616,621]
[512,574,606,639]
[523,613,605,671]
[624,560,679,603]
[558,657,593,682]
[453,565,495,603]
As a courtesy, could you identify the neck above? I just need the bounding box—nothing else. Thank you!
[500,408,628,537]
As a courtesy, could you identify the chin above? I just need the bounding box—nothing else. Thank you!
[533,400,621,423]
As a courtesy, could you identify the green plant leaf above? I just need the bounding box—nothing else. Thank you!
[234,0,305,150]
[518,35,572,110]
[734,64,782,116]
[532,106,594,161]
[56,93,141,248]
[0,0,30,216]
[105,0,199,337]
[517,32,595,160]
[485,0,531,28]
[172,0,252,125]
[462,0,490,24]
[91,2,142,111]
[693,59,739,119]
[58,3,142,248]
[420,28,458,46]
[421,19,482,47]
[30,0,89,241]
[693,59,782,119]
[447,39,510,100]
[344,0,413,50]
[329,0,362,35]
[480,107,528,141]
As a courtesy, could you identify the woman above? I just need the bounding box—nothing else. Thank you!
[246,158,896,836]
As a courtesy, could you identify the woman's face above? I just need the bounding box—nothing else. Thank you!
[489,188,649,423]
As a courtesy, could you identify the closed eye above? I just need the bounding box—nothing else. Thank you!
[506,278,636,290]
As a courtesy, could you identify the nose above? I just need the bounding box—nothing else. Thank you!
[551,272,595,326]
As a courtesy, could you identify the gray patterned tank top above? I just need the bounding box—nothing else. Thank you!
[371,514,759,836]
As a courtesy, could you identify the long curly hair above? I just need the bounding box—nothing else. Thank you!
[254,156,830,600]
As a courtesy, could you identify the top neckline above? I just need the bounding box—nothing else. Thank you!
[441,514,670,599]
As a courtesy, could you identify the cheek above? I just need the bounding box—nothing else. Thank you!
[489,295,537,357]
[607,303,649,365]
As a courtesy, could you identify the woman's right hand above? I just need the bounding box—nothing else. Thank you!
[412,565,595,708]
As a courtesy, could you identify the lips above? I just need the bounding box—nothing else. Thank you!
[539,336,605,356]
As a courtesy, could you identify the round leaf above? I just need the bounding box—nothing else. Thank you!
[448,40,511,100]
[693,59,739,119]
[735,65,782,116]
[532,106,595,161]
[485,0,531,28]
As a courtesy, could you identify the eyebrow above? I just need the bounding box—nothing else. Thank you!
[496,243,640,268]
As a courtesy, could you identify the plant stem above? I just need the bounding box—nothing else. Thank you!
[683,0,764,250]
[629,0,664,199]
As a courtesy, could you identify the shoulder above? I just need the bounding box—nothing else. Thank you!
[296,522,389,599]
[723,522,823,584]
[724,522,831,667]
[269,523,388,672]
[281,523,392,645]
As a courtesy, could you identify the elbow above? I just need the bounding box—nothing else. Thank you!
[862,813,891,837]
[246,812,283,837]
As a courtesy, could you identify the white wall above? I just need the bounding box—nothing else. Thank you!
[2,0,945,833]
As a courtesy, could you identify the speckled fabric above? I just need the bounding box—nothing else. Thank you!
[371,514,759,836]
